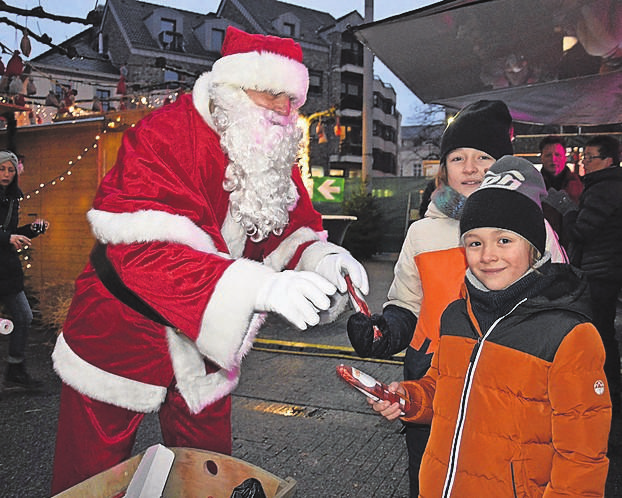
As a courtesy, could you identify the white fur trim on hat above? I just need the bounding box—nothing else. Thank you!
[208,51,308,108]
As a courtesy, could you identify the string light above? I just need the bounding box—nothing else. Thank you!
[297,107,336,195]
[20,112,142,200]
[297,115,312,195]
[22,136,96,199]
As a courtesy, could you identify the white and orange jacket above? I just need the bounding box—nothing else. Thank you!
[385,201,567,358]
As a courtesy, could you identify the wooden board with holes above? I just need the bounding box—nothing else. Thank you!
[53,446,297,498]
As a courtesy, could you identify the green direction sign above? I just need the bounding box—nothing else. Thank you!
[312,177,344,203]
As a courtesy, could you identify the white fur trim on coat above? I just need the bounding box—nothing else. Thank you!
[52,333,167,412]
[87,208,230,258]
[221,209,247,259]
[167,327,242,414]
[262,226,322,271]
[196,258,273,371]
[192,72,216,130]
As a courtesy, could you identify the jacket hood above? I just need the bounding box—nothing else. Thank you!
[528,263,592,321]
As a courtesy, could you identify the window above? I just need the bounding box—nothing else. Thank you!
[160,18,183,51]
[283,22,295,36]
[164,69,178,84]
[211,28,225,52]
[340,33,363,66]
[348,125,361,144]
[346,83,359,96]
[160,18,176,46]
[95,88,111,111]
[340,74,363,109]
[373,93,396,115]
[309,70,322,94]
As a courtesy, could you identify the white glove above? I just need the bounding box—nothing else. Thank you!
[315,253,369,295]
[255,270,337,330]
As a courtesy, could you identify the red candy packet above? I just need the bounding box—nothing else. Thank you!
[336,364,410,413]
[344,274,383,341]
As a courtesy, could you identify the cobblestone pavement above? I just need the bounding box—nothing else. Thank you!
[1,255,621,497]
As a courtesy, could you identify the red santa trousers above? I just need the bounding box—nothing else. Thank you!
[51,382,232,494]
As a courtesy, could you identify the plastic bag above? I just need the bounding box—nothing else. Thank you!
[229,477,267,498]
[0,75,10,92]
[8,76,24,95]
[26,77,36,95]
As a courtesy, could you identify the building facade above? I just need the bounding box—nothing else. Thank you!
[398,124,444,177]
[27,0,400,177]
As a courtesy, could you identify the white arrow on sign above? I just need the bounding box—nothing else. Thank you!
[317,179,341,200]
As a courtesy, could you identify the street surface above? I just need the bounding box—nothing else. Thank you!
[1,256,621,497]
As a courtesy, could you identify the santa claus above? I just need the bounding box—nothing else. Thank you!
[51,26,368,493]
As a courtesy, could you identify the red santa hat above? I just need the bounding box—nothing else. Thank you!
[193,26,309,120]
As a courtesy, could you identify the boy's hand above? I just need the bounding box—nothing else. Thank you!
[347,312,389,357]
[368,382,405,420]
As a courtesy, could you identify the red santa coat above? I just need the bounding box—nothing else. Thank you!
[53,93,345,414]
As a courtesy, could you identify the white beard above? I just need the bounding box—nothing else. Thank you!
[209,84,302,242]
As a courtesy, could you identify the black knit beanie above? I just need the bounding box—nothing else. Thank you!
[440,100,513,162]
[460,156,547,255]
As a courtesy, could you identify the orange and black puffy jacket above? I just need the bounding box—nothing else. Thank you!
[401,264,611,497]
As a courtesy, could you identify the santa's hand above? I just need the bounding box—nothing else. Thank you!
[255,270,337,330]
[315,253,369,295]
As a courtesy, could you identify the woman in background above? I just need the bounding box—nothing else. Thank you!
[0,150,49,389]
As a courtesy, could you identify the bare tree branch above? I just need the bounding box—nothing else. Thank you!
[0,1,99,25]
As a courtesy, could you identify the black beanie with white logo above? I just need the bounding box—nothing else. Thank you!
[440,100,513,162]
[460,156,547,255]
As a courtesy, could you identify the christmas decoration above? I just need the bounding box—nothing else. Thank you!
[5,50,24,77]
[20,30,31,57]
[334,116,346,141]
[116,75,126,95]
[116,64,127,95]
[22,133,100,199]
[316,119,327,144]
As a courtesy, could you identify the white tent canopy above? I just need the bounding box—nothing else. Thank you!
[354,0,622,125]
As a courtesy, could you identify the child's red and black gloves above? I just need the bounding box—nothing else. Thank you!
[347,305,417,359]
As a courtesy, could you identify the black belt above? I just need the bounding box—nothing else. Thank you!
[90,242,172,327]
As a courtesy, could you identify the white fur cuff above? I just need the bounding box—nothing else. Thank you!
[196,259,273,370]
[296,240,349,272]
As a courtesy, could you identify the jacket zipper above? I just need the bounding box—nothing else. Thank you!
[441,298,527,497]
[511,461,518,498]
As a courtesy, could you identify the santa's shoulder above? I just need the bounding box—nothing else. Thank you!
[131,93,215,140]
